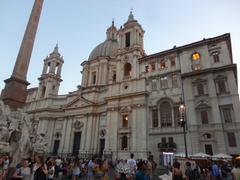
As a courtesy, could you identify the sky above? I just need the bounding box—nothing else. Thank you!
[0,0,240,95]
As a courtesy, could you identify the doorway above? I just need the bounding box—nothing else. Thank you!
[72,132,81,155]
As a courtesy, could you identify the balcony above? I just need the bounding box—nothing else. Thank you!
[158,142,177,152]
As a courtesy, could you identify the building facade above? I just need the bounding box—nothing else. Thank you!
[25,12,240,162]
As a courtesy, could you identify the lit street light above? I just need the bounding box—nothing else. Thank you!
[179,103,188,158]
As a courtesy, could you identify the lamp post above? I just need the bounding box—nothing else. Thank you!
[179,103,188,158]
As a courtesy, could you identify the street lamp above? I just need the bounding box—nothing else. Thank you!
[179,103,188,158]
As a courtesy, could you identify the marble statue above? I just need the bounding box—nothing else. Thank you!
[0,100,39,166]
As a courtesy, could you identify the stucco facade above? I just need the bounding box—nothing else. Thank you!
[25,12,240,163]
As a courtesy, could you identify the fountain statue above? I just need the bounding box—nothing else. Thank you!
[0,101,48,166]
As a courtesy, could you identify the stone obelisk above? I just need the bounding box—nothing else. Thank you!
[1,0,44,109]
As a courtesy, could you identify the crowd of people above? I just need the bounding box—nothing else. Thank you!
[2,152,240,180]
[171,159,240,180]
[0,153,157,180]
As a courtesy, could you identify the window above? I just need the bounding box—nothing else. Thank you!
[174,106,180,127]
[168,137,174,143]
[212,52,220,63]
[152,109,158,128]
[217,79,227,94]
[125,32,130,47]
[205,144,213,155]
[112,71,116,82]
[172,74,178,88]
[201,111,208,124]
[171,59,176,67]
[152,79,157,90]
[192,52,200,61]
[122,114,128,128]
[161,137,167,143]
[192,52,201,71]
[193,64,201,70]
[197,83,204,96]
[46,62,51,73]
[160,101,172,127]
[92,71,96,85]
[145,65,149,72]
[227,132,237,147]
[221,107,232,123]
[160,76,168,89]
[160,61,166,69]
[121,136,128,150]
[150,63,155,71]
[203,133,211,139]
[124,63,132,76]
[55,63,59,74]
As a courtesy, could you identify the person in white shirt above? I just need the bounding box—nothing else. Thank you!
[127,153,137,177]
[47,161,55,180]
[55,156,62,177]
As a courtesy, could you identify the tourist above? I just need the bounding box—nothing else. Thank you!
[135,160,147,180]
[127,153,137,177]
[0,156,6,180]
[13,159,31,180]
[185,162,194,180]
[3,155,9,171]
[232,159,240,180]
[87,157,96,180]
[211,161,221,180]
[47,161,55,180]
[145,158,153,180]
[72,158,80,180]
[54,156,62,178]
[31,155,47,180]
[172,161,183,180]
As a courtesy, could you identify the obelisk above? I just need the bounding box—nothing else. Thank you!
[1,0,44,109]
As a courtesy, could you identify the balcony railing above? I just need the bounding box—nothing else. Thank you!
[158,142,177,152]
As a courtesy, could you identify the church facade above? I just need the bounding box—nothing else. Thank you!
[25,12,240,162]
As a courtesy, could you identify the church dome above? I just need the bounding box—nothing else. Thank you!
[88,39,118,60]
[88,21,118,60]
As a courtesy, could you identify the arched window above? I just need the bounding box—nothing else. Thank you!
[55,63,59,74]
[160,101,172,127]
[46,62,51,73]
[203,133,211,139]
[121,136,128,150]
[124,63,132,76]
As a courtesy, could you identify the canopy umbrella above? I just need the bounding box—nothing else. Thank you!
[191,152,211,159]
[212,153,232,160]
[174,152,186,158]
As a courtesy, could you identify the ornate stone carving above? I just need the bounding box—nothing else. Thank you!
[100,129,106,137]
[74,120,84,129]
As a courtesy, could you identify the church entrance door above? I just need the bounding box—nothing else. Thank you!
[53,140,60,155]
[99,139,105,155]
[72,132,81,155]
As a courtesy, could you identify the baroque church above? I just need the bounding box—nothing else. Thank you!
[24,12,240,163]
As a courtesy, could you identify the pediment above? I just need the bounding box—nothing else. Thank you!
[64,96,95,109]
[195,100,211,109]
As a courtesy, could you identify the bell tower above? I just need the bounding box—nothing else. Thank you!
[1,0,44,109]
[117,11,145,80]
[118,11,145,52]
[37,45,64,99]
